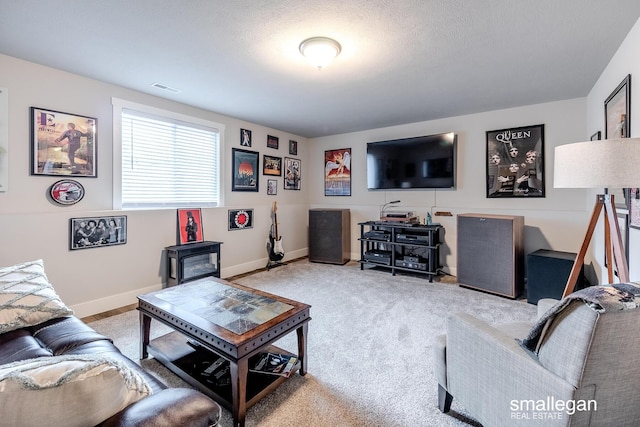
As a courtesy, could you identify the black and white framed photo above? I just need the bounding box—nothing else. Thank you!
[70,215,126,250]
[240,128,252,147]
[289,140,298,155]
[486,124,545,198]
[31,107,97,177]
[232,148,259,192]
[605,74,631,139]
[267,179,277,195]
[228,209,254,230]
[284,157,301,190]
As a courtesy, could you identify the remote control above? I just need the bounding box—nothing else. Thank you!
[202,357,225,376]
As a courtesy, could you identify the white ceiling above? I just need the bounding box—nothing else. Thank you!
[1,1,639,138]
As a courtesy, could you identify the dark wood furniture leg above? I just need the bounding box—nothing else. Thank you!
[230,357,249,427]
[297,322,308,375]
[139,311,151,359]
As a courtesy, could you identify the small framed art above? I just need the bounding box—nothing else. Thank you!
[267,135,279,149]
[228,209,254,230]
[31,107,97,177]
[267,179,278,195]
[49,179,84,205]
[289,140,298,155]
[232,148,259,192]
[177,208,204,244]
[241,128,252,147]
[263,155,282,176]
[284,157,301,190]
[70,215,126,250]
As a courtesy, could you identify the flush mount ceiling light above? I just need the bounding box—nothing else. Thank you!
[299,37,341,70]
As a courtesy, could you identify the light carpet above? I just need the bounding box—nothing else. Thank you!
[89,259,538,427]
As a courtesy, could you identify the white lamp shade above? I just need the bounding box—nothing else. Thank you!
[554,138,640,188]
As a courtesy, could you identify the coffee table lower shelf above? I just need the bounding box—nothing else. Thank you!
[147,331,300,411]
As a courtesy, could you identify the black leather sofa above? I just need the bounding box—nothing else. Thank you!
[0,314,221,427]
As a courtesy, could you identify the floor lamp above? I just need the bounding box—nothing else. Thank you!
[554,138,640,297]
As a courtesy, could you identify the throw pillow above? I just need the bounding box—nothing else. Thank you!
[0,354,152,427]
[0,259,74,334]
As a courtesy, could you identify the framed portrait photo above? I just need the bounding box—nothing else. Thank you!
[69,215,126,250]
[232,148,259,192]
[284,157,301,190]
[31,107,97,177]
[289,140,298,155]
[486,124,545,198]
[177,208,204,245]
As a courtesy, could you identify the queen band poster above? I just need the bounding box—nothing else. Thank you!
[486,124,545,198]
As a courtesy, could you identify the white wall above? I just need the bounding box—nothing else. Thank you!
[0,54,310,317]
[587,16,640,282]
[308,98,589,276]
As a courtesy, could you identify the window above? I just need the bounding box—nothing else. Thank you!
[112,98,223,209]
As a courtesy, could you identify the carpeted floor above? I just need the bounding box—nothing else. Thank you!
[89,259,537,427]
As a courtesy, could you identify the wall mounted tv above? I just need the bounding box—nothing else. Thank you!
[367,132,457,190]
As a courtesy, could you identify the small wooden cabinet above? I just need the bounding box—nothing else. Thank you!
[457,214,524,298]
[358,221,443,282]
[165,241,222,286]
[309,209,351,265]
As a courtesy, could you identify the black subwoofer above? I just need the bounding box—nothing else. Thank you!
[309,209,350,265]
[527,249,585,304]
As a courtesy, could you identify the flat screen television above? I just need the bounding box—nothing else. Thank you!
[367,132,457,190]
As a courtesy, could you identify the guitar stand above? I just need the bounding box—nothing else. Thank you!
[266,260,284,271]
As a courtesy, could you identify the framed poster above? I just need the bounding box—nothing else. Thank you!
[228,209,254,230]
[177,208,204,244]
[604,74,632,209]
[263,155,282,176]
[486,124,545,198]
[240,128,252,147]
[69,215,126,250]
[289,140,298,155]
[232,148,259,192]
[31,107,97,177]
[605,74,631,139]
[324,148,351,196]
[284,157,301,190]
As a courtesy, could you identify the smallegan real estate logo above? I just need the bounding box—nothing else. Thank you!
[510,397,597,421]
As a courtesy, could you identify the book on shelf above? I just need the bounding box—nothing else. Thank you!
[249,352,297,377]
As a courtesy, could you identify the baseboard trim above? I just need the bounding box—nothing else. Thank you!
[70,283,161,319]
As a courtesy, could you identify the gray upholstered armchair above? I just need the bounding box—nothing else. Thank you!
[434,290,640,426]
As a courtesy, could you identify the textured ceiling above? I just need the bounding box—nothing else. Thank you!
[1,1,640,138]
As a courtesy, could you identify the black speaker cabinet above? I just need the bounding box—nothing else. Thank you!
[527,249,584,304]
[309,209,350,265]
[457,214,524,299]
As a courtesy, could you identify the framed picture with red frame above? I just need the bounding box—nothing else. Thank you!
[177,208,204,245]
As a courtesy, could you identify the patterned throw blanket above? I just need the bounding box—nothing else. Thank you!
[521,282,640,354]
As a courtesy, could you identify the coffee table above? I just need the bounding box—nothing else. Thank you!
[138,277,311,427]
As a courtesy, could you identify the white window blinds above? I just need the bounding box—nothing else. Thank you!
[120,108,220,208]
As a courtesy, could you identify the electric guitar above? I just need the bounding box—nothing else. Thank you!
[267,201,285,262]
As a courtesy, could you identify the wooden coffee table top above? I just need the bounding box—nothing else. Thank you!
[138,277,311,359]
